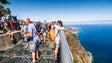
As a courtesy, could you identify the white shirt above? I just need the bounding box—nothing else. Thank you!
[53,25,61,39]
[1,16,6,22]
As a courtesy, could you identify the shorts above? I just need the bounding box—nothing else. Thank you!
[49,42,56,50]
[30,35,40,43]
[29,42,38,52]
[55,38,60,48]
[22,37,28,42]
[29,35,39,52]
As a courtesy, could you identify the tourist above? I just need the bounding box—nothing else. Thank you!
[1,15,6,30]
[46,23,52,38]
[35,21,43,41]
[45,23,49,32]
[44,20,49,31]
[24,18,40,63]
[42,21,47,44]
[3,22,14,41]
[13,15,17,22]
[9,20,14,30]
[20,21,28,48]
[53,20,65,60]
[35,21,47,44]
[13,15,20,30]
[53,21,56,25]
[44,20,47,25]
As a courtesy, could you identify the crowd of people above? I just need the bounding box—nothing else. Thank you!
[21,18,65,63]
[0,15,20,40]
[0,15,65,63]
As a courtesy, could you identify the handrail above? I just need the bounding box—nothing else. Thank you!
[60,31,74,63]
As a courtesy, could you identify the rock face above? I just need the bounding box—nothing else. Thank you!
[65,32,92,63]
[0,31,22,51]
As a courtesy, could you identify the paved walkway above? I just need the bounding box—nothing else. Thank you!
[0,37,58,63]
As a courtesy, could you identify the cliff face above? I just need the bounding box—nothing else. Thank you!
[65,32,92,63]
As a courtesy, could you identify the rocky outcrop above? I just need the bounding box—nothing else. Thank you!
[65,32,92,63]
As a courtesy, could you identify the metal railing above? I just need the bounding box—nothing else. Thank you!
[60,31,74,63]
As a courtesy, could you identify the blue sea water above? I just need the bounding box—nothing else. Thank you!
[72,24,112,63]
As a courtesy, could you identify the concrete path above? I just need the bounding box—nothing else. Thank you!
[0,37,58,63]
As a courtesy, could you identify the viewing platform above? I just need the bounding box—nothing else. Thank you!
[0,31,74,63]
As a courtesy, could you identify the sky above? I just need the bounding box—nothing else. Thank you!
[4,0,112,23]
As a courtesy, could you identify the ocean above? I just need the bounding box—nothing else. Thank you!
[71,24,112,63]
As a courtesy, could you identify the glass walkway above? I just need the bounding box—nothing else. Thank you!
[0,31,74,63]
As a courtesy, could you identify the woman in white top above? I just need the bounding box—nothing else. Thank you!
[53,20,65,60]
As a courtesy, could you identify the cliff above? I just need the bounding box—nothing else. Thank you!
[65,32,92,63]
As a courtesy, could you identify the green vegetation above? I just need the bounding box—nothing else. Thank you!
[65,32,79,63]
[65,32,88,63]
[0,0,11,17]
[0,0,10,4]
[73,57,78,63]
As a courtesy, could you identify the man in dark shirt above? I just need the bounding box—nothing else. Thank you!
[36,21,42,35]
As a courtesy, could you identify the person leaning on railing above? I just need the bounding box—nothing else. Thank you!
[3,22,14,41]
[54,20,65,60]
[48,20,65,60]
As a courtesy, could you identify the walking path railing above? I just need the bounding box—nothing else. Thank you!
[60,31,74,63]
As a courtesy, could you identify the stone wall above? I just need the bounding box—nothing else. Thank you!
[0,31,22,51]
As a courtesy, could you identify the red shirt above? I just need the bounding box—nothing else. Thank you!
[10,20,14,27]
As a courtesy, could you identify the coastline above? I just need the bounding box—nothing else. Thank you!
[80,42,93,63]
[65,27,93,63]
[77,33,93,63]
[75,27,93,63]
[87,51,93,63]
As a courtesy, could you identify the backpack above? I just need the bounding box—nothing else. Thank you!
[49,28,56,42]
